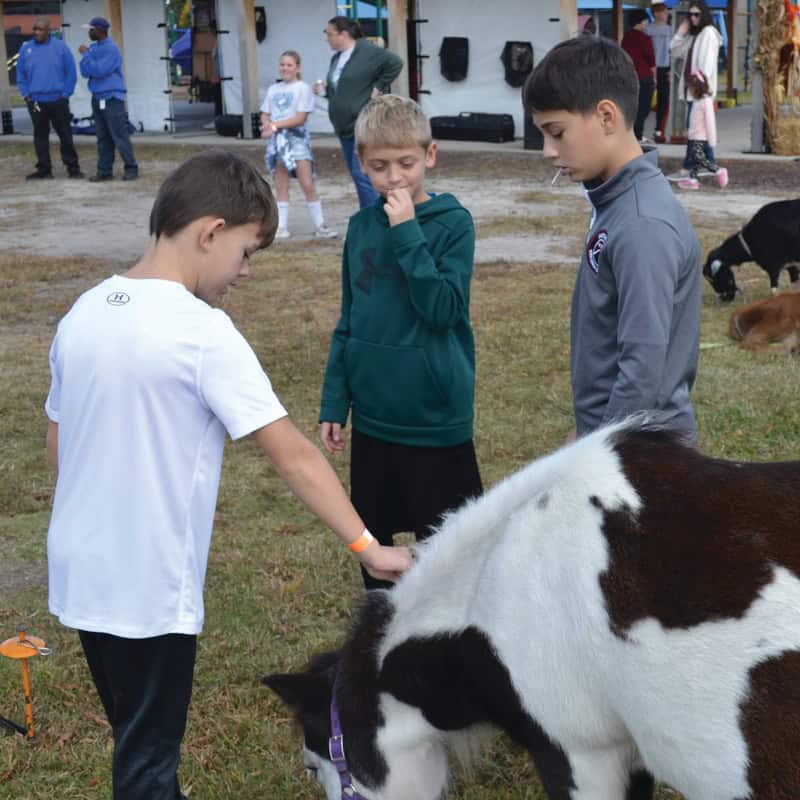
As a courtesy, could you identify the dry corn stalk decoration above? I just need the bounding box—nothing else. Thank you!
[755,0,800,152]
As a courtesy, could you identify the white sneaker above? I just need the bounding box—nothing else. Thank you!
[666,169,690,182]
[315,225,337,239]
[274,228,290,240]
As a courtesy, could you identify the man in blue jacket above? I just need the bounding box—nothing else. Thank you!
[16,17,84,180]
[78,17,138,182]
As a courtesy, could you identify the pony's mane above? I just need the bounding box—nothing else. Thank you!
[386,415,681,631]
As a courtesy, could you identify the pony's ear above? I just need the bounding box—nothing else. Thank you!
[262,672,330,711]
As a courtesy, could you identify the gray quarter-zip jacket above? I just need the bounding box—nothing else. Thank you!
[571,150,701,441]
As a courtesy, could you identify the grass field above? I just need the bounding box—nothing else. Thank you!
[1,164,799,798]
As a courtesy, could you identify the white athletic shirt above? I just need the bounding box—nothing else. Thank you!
[45,276,287,638]
[260,80,314,123]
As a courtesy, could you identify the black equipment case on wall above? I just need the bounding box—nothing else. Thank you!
[214,114,243,137]
[430,112,515,143]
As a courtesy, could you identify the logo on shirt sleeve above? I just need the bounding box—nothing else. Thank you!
[107,291,130,306]
[586,229,608,274]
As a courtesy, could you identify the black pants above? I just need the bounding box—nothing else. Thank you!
[635,76,655,140]
[687,139,718,179]
[28,97,80,175]
[79,631,196,800]
[351,429,483,590]
[654,67,670,134]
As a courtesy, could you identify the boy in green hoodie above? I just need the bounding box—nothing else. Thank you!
[320,94,482,589]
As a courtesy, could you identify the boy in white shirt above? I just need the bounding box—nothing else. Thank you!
[44,149,411,800]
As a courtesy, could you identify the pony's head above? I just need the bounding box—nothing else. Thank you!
[263,592,451,800]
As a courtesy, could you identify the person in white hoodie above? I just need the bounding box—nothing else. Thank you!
[667,0,723,181]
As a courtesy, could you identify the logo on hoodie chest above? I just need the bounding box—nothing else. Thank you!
[355,248,406,294]
[586,229,609,274]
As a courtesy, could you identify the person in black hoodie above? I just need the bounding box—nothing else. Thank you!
[319,95,482,589]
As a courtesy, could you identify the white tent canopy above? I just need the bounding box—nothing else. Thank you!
[220,0,562,137]
[58,0,563,136]
[416,0,561,135]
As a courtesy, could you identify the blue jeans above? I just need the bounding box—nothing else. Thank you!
[92,97,138,176]
[339,135,378,208]
[683,101,715,168]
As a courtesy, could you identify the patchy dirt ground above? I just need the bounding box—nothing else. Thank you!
[0,136,797,607]
[1,142,797,269]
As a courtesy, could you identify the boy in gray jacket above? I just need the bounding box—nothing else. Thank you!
[524,36,701,442]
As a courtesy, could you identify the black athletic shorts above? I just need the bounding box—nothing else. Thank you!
[350,428,483,589]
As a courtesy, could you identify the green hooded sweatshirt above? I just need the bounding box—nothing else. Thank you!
[320,193,476,447]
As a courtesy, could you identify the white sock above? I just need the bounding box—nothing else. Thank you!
[307,200,326,229]
[277,202,289,231]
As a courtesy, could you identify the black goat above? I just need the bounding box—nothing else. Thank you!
[703,198,800,302]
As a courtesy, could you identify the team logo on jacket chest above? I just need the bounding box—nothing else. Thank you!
[586,229,608,274]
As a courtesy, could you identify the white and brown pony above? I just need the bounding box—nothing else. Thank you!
[266,419,800,800]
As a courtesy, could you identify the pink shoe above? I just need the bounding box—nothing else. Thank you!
[677,178,699,190]
[716,167,729,188]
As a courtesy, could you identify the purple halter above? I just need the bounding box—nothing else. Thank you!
[329,684,370,800]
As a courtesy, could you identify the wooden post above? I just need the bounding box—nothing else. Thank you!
[560,0,578,39]
[386,0,409,96]
[749,4,764,152]
[612,0,624,42]
[726,0,736,99]
[235,0,258,139]
[104,0,124,56]
[0,0,13,130]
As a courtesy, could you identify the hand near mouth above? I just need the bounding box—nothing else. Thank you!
[384,187,415,227]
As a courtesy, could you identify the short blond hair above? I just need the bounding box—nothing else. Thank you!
[355,95,432,154]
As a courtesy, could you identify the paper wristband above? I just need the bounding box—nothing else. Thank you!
[348,529,375,554]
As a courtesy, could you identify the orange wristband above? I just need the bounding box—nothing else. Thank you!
[348,529,375,554]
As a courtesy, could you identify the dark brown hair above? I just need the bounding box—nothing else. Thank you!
[688,0,714,33]
[149,150,278,248]
[523,36,638,128]
[686,70,711,99]
[327,16,363,39]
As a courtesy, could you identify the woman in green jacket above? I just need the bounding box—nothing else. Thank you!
[315,17,403,207]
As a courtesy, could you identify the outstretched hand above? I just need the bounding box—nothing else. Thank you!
[359,541,414,582]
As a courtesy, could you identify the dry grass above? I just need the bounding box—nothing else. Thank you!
[2,149,800,798]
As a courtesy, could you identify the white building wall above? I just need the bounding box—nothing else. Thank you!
[61,0,105,121]
[219,0,337,133]
[217,0,563,138]
[121,0,172,132]
[416,0,562,136]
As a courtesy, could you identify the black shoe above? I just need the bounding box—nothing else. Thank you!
[68,171,85,179]
[89,173,113,182]
[26,170,53,180]
[122,172,138,182]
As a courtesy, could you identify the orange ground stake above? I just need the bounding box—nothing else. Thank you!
[0,627,51,739]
